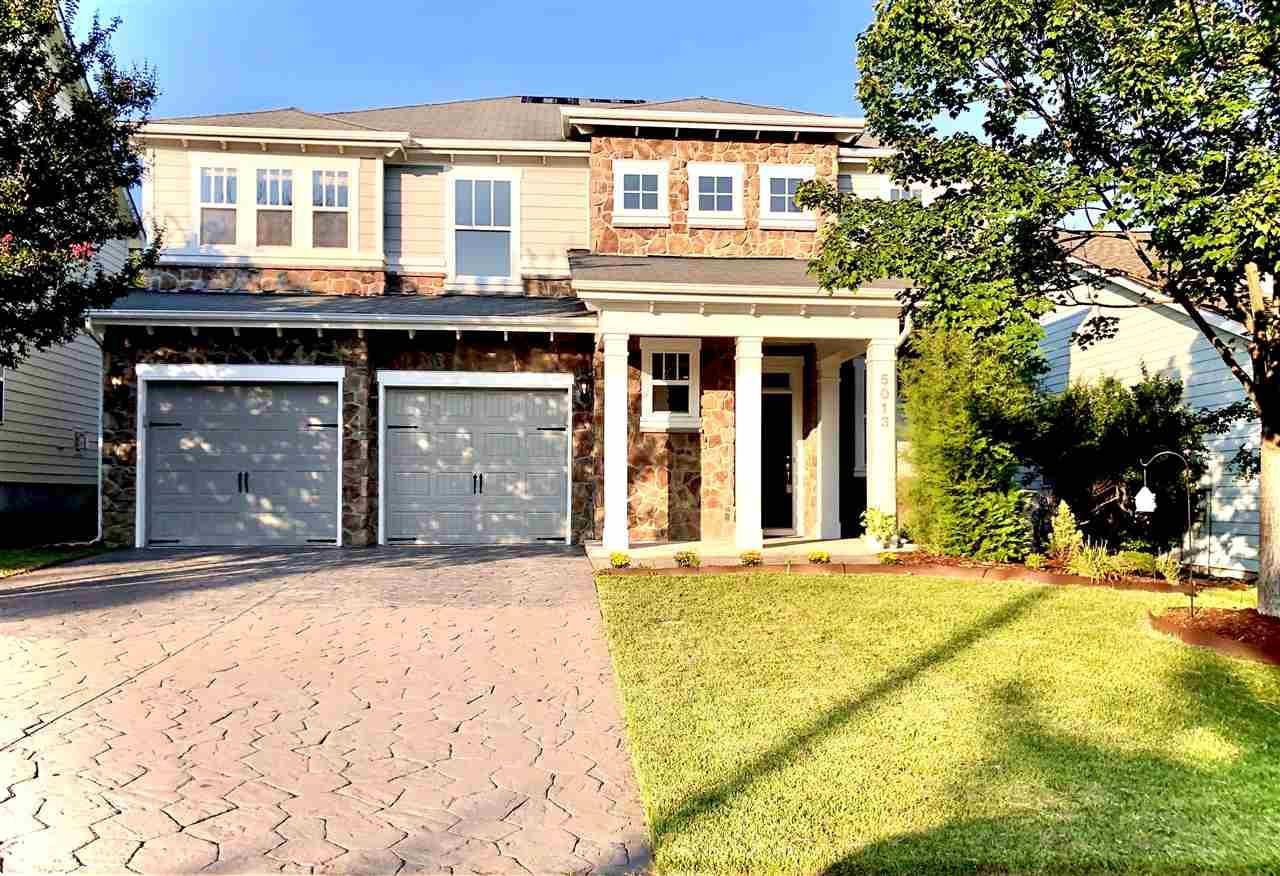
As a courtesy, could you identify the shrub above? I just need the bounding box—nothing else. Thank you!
[808,550,831,565]
[739,550,763,567]
[1024,371,1231,552]
[1156,552,1183,584]
[878,551,903,565]
[1066,541,1121,582]
[901,328,1035,563]
[673,550,700,569]
[609,551,631,569]
[1114,550,1158,576]
[1047,502,1085,561]
[861,508,898,544]
[1024,552,1046,570]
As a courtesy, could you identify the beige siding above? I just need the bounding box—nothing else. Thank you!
[1040,282,1259,575]
[838,164,891,198]
[384,164,445,269]
[147,144,194,250]
[519,157,589,274]
[1,333,100,485]
[359,157,379,254]
[385,156,589,276]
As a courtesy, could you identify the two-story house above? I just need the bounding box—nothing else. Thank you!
[87,96,905,552]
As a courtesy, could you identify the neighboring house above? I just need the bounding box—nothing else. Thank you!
[86,95,905,550]
[1041,231,1260,577]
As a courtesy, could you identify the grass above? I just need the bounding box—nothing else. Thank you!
[0,545,101,579]
[596,573,1280,874]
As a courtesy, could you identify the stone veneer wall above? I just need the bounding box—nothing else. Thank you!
[145,266,573,298]
[101,327,598,548]
[101,326,376,548]
[589,137,839,257]
[593,337,737,543]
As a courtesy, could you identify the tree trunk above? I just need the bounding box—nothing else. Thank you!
[1258,427,1280,617]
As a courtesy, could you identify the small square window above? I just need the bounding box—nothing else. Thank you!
[837,173,854,194]
[760,165,816,228]
[890,187,923,202]
[688,163,743,226]
[614,160,668,225]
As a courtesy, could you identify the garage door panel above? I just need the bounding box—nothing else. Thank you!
[384,385,569,544]
[147,382,339,547]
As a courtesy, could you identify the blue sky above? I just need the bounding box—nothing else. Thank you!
[73,1,874,120]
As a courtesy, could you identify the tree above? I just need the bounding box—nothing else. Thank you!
[798,0,1280,615]
[0,0,158,370]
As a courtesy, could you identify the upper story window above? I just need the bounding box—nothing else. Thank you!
[311,170,350,248]
[640,338,701,432]
[198,167,237,245]
[449,168,520,288]
[255,169,293,247]
[759,164,817,230]
[612,159,669,227]
[837,173,854,194]
[186,153,361,258]
[889,186,923,202]
[687,162,745,228]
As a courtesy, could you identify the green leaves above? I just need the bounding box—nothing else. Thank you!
[0,0,159,368]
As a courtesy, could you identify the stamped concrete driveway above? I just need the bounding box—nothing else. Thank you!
[0,548,648,874]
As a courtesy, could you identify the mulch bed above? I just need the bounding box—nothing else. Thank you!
[1150,607,1280,666]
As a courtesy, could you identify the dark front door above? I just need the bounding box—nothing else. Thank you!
[761,393,793,531]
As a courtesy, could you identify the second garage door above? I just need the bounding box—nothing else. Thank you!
[383,386,570,544]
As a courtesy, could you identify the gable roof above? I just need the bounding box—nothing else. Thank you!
[1058,230,1160,288]
[151,95,841,143]
[150,106,378,132]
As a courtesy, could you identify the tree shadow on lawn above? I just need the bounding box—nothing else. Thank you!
[820,656,1280,874]
[652,586,1056,844]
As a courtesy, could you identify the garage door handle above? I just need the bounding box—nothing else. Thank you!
[537,426,567,432]
[479,473,484,494]
[244,472,250,493]
[237,472,244,493]
[472,473,478,495]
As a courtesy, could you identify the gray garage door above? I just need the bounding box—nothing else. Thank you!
[384,386,570,544]
[146,382,340,546]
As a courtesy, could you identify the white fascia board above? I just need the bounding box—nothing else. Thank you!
[408,138,589,155]
[377,370,574,389]
[573,280,903,303]
[138,124,409,148]
[561,107,864,138]
[838,146,897,160]
[88,308,599,334]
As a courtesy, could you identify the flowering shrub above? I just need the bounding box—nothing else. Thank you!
[739,550,763,567]
[808,550,831,565]
[673,550,700,568]
[609,552,631,569]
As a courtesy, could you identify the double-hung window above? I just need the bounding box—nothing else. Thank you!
[837,173,854,194]
[256,169,293,246]
[759,164,817,230]
[687,162,745,228]
[311,170,350,248]
[198,167,237,246]
[452,172,517,284]
[612,159,669,226]
[889,186,923,202]
[640,338,701,432]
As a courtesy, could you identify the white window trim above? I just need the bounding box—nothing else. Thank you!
[686,161,745,229]
[759,163,817,230]
[881,178,928,204]
[612,159,670,227]
[444,166,522,293]
[132,364,345,550]
[196,166,238,246]
[310,168,354,250]
[254,167,297,250]
[374,370,575,547]
[639,337,701,433]
[187,151,361,260]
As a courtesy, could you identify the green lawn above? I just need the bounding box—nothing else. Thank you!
[0,546,101,579]
[596,573,1280,874]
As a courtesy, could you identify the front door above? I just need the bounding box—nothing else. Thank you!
[761,393,794,531]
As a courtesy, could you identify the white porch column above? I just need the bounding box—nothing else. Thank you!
[602,332,630,552]
[735,336,764,551]
[816,357,843,539]
[865,339,898,520]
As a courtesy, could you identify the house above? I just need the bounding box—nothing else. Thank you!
[1041,231,1260,577]
[86,96,904,550]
